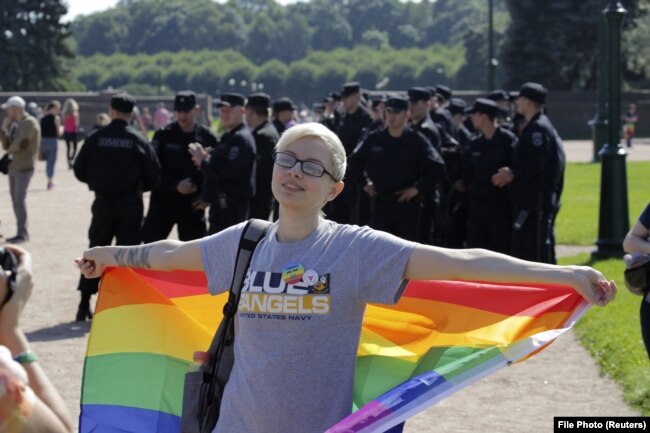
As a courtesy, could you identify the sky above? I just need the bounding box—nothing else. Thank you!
[63,0,301,21]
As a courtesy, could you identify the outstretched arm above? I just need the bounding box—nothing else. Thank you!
[77,239,203,279]
[404,244,616,307]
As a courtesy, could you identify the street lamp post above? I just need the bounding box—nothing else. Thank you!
[590,0,609,162]
[594,1,629,258]
[487,0,496,91]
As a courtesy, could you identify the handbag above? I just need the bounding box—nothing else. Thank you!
[0,153,9,174]
[181,219,272,433]
[623,252,650,296]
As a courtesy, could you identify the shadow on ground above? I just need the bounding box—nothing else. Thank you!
[26,321,91,342]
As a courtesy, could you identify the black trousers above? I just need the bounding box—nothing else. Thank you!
[327,182,359,224]
[370,200,420,242]
[208,198,250,235]
[641,296,650,359]
[447,191,468,248]
[467,202,512,254]
[143,192,206,243]
[249,193,274,221]
[510,207,554,263]
[77,194,143,295]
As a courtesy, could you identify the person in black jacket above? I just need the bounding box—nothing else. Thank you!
[246,93,280,221]
[492,82,566,263]
[328,82,373,225]
[73,93,160,321]
[463,99,517,254]
[189,93,256,234]
[350,97,446,242]
[142,91,217,243]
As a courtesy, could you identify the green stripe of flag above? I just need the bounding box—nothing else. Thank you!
[81,353,190,416]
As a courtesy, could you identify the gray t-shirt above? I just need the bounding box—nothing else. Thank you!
[200,219,416,433]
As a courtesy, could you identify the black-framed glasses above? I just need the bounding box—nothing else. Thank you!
[273,152,337,180]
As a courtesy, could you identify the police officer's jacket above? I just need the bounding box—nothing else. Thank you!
[252,120,280,198]
[201,123,256,201]
[463,126,516,205]
[430,107,454,137]
[338,107,373,156]
[350,127,446,196]
[411,116,442,152]
[73,119,160,195]
[152,121,217,199]
[510,113,565,210]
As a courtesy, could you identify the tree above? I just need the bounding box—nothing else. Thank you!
[0,0,74,91]
[256,60,289,98]
[501,0,601,90]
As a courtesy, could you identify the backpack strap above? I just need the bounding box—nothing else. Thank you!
[223,219,273,319]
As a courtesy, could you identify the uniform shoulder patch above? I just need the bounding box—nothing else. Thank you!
[532,132,544,147]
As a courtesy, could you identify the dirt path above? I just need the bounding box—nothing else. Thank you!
[0,141,642,432]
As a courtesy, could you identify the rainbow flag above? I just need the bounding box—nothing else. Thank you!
[79,268,588,433]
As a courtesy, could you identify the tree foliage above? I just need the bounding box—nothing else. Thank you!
[0,0,73,91]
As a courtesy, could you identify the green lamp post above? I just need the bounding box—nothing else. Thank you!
[594,1,629,258]
[590,0,609,162]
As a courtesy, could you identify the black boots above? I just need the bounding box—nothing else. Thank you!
[76,291,94,322]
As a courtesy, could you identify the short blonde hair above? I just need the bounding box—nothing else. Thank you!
[275,123,346,182]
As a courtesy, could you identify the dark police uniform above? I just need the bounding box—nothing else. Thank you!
[509,83,565,263]
[408,87,447,245]
[202,93,256,234]
[350,97,445,241]
[322,91,342,133]
[329,82,373,225]
[73,93,160,321]
[447,98,474,248]
[143,92,217,242]
[464,99,517,253]
[247,93,280,221]
[428,85,454,137]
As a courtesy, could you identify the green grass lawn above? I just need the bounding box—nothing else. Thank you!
[556,161,650,245]
[559,253,650,415]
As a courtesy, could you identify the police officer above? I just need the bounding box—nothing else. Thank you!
[486,89,514,129]
[350,96,445,241]
[245,93,280,221]
[328,81,373,224]
[142,91,216,243]
[322,91,341,132]
[73,93,161,321]
[463,99,517,254]
[428,85,454,137]
[272,97,296,135]
[189,93,256,234]
[446,97,473,248]
[407,87,446,245]
[492,83,566,263]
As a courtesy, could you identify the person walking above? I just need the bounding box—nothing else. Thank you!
[62,98,80,169]
[39,100,62,190]
[0,96,40,244]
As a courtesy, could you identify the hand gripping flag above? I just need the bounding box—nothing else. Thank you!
[79,268,588,433]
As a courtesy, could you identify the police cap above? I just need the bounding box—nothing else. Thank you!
[174,91,197,112]
[407,87,432,102]
[246,93,271,109]
[385,96,408,112]
[216,93,246,108]
[448,98,467,115]
[486,90,509,102]
[370,98,384,110]
[518,82,547,104]
[434,85,452,101]
[465,98,500,118]
[341,81,361,97]
[110,93,135,114]
[273,97,296,113]
[325,91,341,102]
